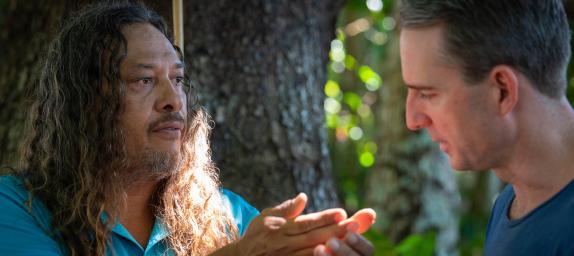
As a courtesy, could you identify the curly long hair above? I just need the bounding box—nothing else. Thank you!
[17,2,237,255]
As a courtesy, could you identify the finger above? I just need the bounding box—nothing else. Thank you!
[265,193,308,219]
[340,208,376,234]
[326,238,359,256]
[345,232,374,255]
[263,216,287,230]
[287,220,352,249]
[291,247,317,256]
[284,208,347,235]
[313,244,332,256]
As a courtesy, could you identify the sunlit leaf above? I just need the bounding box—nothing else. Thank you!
[336,28,346,42]
[326,114,338,129]
[366,0,383,12]
[324,98,341,114]
[330,50,345,63]
[349,126,363,140]
[358,65,382,91]
[359,152,375,167]
[325,80,341,97]
[345,55,357,70]
[343,92,362,111]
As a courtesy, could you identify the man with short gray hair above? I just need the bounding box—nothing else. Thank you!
[400,0,574,254]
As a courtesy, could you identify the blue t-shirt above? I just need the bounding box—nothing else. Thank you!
[484,181,574,255]
[0,176,259,255]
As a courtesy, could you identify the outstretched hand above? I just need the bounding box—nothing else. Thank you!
[210,193,376,256]
[231,193,352,256]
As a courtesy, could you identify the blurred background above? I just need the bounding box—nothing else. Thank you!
[2,0,574,255]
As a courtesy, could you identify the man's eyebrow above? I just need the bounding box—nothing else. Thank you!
[406,84,434,90]
[132,63,155,69]
[128,61,185,70]
[174,61,185,69]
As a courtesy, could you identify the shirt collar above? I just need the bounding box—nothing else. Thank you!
[103,213,170,251]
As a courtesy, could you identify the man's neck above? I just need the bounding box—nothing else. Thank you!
[119,179,160,248]
[495,97,574,219]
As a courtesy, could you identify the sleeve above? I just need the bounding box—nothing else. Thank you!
[0,176,63,256]
[221,189,260,237]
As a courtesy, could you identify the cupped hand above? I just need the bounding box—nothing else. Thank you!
[312,208,376,256]
[230,193,354,256]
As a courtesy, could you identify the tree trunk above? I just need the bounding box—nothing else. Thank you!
[0,0,342,211]
[184,0,343,211]
[0,0,144,167]
[0,0,70,167]
[365,7,460,256]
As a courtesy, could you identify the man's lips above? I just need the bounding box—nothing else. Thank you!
[151,121,184,133]
[432,137,449,153]
[150,121,183,140]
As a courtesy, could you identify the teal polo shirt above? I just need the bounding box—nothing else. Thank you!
[0,176,259,255]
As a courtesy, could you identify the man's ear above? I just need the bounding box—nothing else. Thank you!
[489,65,519,115]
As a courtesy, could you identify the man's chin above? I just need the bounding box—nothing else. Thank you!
[126,149,182,181]
[449,157,480,172]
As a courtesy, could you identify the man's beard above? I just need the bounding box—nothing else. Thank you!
[124,147,182,182]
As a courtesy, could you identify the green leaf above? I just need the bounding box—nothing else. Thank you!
[343,92,362,111]
[324,80,341,97]
[358,65,382,91]
[359,152,375,167]
[394,232,436,256]
[345,54,357,70]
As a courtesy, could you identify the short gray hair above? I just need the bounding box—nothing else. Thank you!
[400,0,571,98]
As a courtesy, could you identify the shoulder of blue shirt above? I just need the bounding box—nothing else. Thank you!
[0,175,260,253]
[221,188,260,236]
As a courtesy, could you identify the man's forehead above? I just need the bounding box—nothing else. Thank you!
[400,25,453,85]
[123,61,184,71]
[400,26,445,62]
[121,23,182,69]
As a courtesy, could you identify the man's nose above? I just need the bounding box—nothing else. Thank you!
[155,78,184,113]
[405,92,431,131]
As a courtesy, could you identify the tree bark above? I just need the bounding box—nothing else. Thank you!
[184,0,343,211]
[0,0,134,167]
[0,0,68,166]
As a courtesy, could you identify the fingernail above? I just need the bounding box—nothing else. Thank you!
[327,238,340,251]
[347,221,359,232]
[316,246,329,256]
[347,232,358,245]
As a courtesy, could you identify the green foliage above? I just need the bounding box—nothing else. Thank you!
[363,230,436,256]
[394,232,435,256]
[358,65,382,91]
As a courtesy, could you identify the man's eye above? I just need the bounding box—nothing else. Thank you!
[138,78,153,86]
[174,77,185,86]
[419,91,434,99]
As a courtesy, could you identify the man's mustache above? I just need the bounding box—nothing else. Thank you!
[147,113,186,133]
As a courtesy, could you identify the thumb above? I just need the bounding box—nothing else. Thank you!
[265,193,308,219]
[343,208,377,234]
